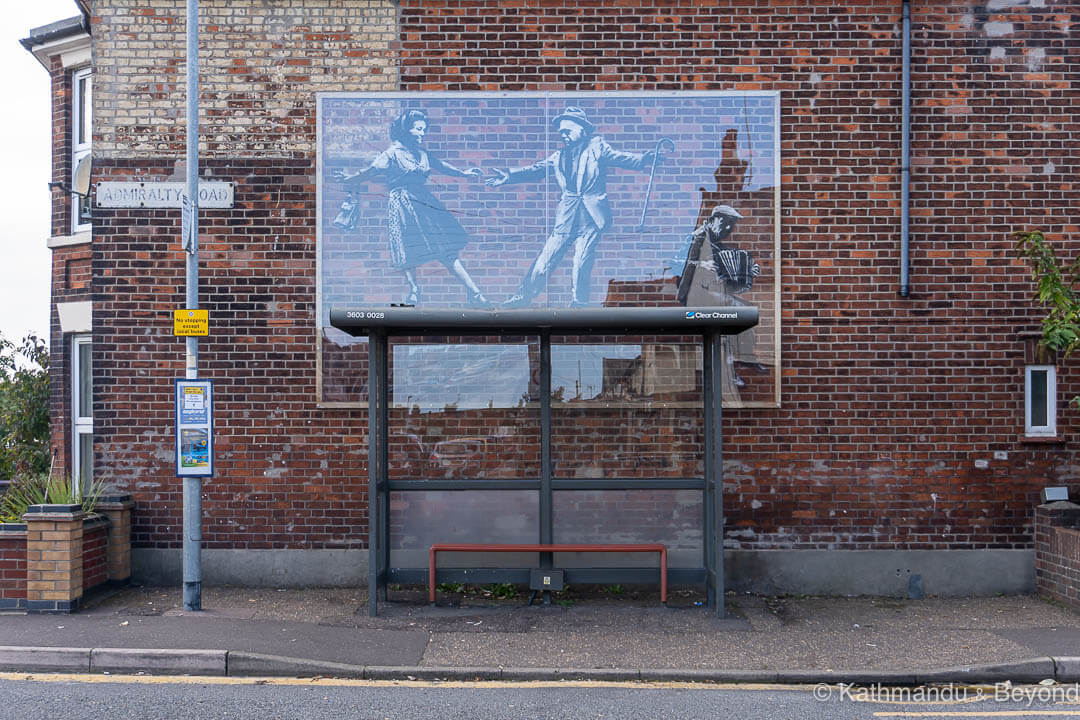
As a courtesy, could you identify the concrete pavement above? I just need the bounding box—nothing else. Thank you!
[0,584,1078,683]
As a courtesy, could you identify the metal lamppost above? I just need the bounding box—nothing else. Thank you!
[182,0,202,612]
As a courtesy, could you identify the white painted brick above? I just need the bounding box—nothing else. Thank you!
[94,0,399,158]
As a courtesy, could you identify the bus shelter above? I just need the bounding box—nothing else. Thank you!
[330,306,758,616]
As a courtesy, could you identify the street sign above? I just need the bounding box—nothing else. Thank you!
[173,309,208,336]
[181,193,196,253]
[95,181,234,208]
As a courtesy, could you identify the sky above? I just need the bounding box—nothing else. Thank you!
[2,1,83,348]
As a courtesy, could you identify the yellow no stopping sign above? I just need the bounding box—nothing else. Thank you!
[173,309,209,336]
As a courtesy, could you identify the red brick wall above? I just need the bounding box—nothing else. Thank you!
[50,243,92,482]
[1035,503,1080,611]
[76,2,1080,556]
[82,518,109,591]
[48,48,91,480]
[1042,527,1080,607]
[0,532,27,609]
[393,0,1078,550]
[92,159,369,550]
[50,54,74,237]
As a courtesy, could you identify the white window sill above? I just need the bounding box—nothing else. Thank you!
[47,231,91,249]
[57,302,92,334]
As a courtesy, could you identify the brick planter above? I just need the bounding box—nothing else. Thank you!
[83,516,110,591]
[0,495,135,614]
[0,523,27,610]
[1034,501,1080,612]
[24,503,85,613]
[96,496,135,584]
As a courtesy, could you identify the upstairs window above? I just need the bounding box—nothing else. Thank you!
[72,67,92,232]
[1025,364,1056,437]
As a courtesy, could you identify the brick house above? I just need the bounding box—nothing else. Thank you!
[21,0,1079,598]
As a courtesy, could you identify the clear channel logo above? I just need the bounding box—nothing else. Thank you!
[686,311,739,320]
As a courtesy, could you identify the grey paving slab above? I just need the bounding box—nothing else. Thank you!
[639,669,779,684]
[1055,656,1080,682]
[776,670,919,685]
[552,668,642,682]
[915,658,1057,685]
[226,652,366,678]
[364,666,504,682]
[0,646,91,673]
[994,628,1080,657]
[91,648,226,675]
[498,667,561,682]
[0,613,429,667]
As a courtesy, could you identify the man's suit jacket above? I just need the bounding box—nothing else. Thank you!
[506,135,648,233]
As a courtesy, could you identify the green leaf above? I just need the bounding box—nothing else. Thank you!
[0,333,50,483]
[1017,229,1080,405]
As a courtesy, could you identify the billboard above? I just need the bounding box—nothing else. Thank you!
[317,92,780,408]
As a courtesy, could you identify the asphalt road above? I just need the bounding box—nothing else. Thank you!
[5,675,1080,720]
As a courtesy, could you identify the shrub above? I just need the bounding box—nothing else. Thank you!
[0,473,105,523]
[1016,230,1080,358]
[1016,230,1080,407]
[0,335,50,482]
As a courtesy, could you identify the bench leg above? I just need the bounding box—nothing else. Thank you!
[429,548,437,604]
[660,548,668,604]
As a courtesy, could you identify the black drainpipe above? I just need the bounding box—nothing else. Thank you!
[900,0,911,297]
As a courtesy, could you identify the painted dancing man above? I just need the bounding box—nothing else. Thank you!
[486,106,664,307]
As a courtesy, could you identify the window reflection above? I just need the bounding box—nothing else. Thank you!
[389,410,541,480]
[552,341,703,479]
[552,406,704,479]
[551,342,701,404]
[392,343,529,411]
[388,341,541,480]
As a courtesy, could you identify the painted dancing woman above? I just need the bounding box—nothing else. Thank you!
[333,109,489,306]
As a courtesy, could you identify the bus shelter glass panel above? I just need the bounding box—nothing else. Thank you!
[387,339,540,480]
[550,338,703,478]
[389,490,539,568]
[553,490,703,569]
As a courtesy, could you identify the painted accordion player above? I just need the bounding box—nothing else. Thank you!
[676,204,761,306]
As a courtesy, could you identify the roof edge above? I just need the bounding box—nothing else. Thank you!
[19,15,90,52]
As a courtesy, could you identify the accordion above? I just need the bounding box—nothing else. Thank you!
[715,248,758,291]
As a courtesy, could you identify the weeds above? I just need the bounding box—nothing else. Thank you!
[435,582,521,600]
[484,583,519,599]
[436,582,466,594]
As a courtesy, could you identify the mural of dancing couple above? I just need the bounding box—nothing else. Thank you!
[318,92,780,406]
[332,106,671,308]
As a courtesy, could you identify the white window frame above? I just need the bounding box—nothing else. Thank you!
[1025,364,1056,437]
[71,67,92,233]
[72,334,93,495]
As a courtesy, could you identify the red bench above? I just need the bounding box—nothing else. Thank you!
[428,543,668,604]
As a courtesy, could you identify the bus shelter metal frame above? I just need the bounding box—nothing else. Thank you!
[330,306,759,617]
